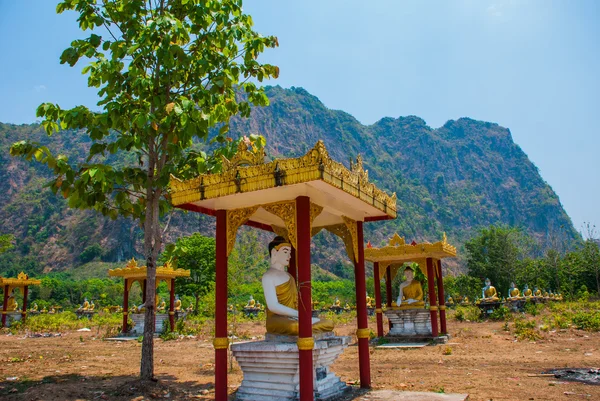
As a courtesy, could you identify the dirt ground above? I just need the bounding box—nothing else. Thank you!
[0,317,599,401]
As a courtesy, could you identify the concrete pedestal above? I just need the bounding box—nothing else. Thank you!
[4,312,22,327]
[130,313,168,335]
[231,333,350,401]
[385,308,432,336]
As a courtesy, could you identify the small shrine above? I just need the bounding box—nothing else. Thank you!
[108,259,190,335]
[0,272,41,327]
[364,233,456,342]
[169,140,396,401]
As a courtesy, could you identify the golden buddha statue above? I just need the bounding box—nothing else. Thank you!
[89,301,95,311]
[396,266,424,309]
[461,296,470,305]
[30,302,38,312]
[263,236,333,336]
[344,302,351,311]
[6,293,18,312]
[366,292,373,308]
[481,278,499,301]
[82,298,90,311]
[534,287,542,297]
[174,297,182,311]
[157,298,166,313]
[41,306,48,313]
[523,285,532,297]
[187,303,194,312]
[246,295,256,308]
[333,297,341,307]
[49,307,56,314]
[446,296,454,306]
[228,304,234,311]
[508,282,521,300]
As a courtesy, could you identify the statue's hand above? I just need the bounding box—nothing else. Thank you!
[406,299,416,304]
[312,317,321,324]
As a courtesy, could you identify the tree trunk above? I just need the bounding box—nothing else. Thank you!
[194,294,199,316]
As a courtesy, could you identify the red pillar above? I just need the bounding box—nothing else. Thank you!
[436,259,447,335]
[288,248,297,282]
[22,286,29,323]
[122,279,129,333]
[386,267,393,331]
[354,221,371,388]
[426,257,439,337]
[169,278,175,332]
[214,210,228,401]
[1,285,9,328]
[296,196,314,401]
[373,262,384,337]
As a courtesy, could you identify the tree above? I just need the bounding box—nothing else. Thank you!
[0,234,15,254]
[465,225,531,296]
[164,233,216,312]
[10,0,278,380]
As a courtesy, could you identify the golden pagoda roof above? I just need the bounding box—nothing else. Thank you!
[365,233,457,281]
[108,259,191,280]
[0,271,41,287]
[169,140,396,227]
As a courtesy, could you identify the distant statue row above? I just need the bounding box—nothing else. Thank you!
[478,279,563,303]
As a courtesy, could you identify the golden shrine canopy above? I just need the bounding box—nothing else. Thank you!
[108,259,190,280]
[365,233,457,281]
[169,141,397,229]
[0,272,41,288]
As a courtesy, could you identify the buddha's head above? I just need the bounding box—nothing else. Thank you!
[404,266,414,281]
[510,282,516,288]
[485,278,491,287]
[269,236,292,269]
[524,284,529,290]
[249,295,254,300]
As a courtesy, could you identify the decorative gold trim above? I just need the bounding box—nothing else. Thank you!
[325,223,355,262]
[169,311,175,315]
[0,271,41,288]
[297,337,315,350]
[438,305,446,311]
[213,337,230,350]
[109,258,190,280]
[263,201,297,250]
[356,328,371,339]
[309,202,324,231]
[169,141,397,219]
[375,308,383,313]
[429,306,438,311]
[123,311,128,316]
[342,216,359,263]
[226,206,259,255]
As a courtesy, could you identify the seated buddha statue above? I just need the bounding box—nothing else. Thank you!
[228,304,234,312]
[461,296,470,305]
[186,303,194,312]
[396,266,424,308]
[174,297,182,311]
[556,293,563,301]
[344,302,351,311]
[333,297,341,307]
[89,301,95,311]
[366,292,373,308]
[30,302,39,312]
[446,296,454,307]
[507,282,521,300]
[41,306,48,313]
[82,298,90,311]
[246,295,256,308]
[157,298,166,313]
[262,236,334,336]
[522,284,532,297]
[6,293,18,311]
[481,278,499,301]
[49,307,56,314]
[533,287,542,297]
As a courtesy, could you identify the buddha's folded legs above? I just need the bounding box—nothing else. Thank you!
[266,314,334,336]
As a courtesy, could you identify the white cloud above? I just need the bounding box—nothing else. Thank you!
[34,85,47,92]
[487,4,503,18]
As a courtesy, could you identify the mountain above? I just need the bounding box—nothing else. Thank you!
[0,86,580,277]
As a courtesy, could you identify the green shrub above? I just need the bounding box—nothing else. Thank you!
[489,305,511,321]
[454,306,481,322]
[524,301,544,316]
[571,312,600,331]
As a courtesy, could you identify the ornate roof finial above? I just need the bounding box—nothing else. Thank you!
[125,258,138,269]
[389,233,405,247]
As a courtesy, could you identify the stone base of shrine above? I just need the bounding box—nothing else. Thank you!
[385,308,432,337]
[231,333,350,401]
[3,312,22,327]
[130,313,169,335]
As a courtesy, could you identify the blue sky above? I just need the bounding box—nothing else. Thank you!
[0,0,598,237]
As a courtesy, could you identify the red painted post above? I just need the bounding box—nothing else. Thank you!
[169,278,175,332]
[1,285,9,328]
[288,247,297,282]
[354,221,371,388]
[386,267,393,330]
[214,210,228,401]
[426,257,439,337]
[122,279,129,333]
[436,259,447,335]
[22,286,29,323]
[373,262,384,337]
[296,196,314,401]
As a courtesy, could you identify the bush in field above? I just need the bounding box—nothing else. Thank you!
[524,301,544,316]
[489,305,511,321]
[571,311,600,331]
[513,317,542,341]
[454,306,481,322]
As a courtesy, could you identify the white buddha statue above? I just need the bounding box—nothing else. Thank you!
[262,236,334,336]
[396,266,424,308]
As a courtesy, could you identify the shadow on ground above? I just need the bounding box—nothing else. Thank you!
[0,373,216,400]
